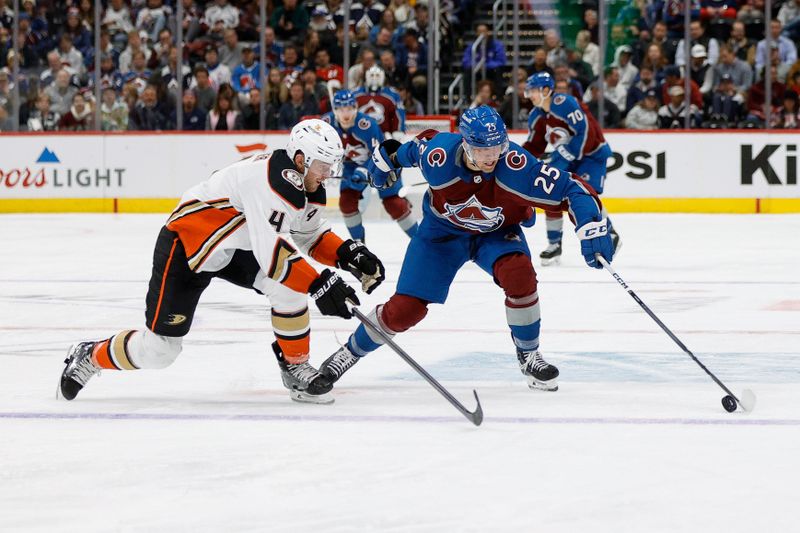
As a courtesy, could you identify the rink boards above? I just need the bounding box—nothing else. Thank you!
[0,130,799,213]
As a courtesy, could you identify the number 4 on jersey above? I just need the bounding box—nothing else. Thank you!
[269,210,286,232]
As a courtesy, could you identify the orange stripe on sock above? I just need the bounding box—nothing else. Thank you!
[92,340,119,370]
[150,238,179,331]
[277,336,310,365]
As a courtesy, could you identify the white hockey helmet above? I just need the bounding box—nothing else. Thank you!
[285,118,344,177]
[364,65,386,91]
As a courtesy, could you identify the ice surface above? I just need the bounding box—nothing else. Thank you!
[1,213,798,532]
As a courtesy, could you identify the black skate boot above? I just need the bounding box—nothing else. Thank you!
[539,241,562,266]
[272,342,334,404]
[517,350,559,391]
[320,344,360,383]
[59,342,101,400]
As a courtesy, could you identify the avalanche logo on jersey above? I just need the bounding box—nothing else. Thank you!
[545,124,570,147]
[442,195,505,232]
[359,100,386,125]
[342,134,372,164]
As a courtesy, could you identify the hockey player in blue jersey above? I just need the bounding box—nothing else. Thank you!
[319,105,614,392]
[523,71,621,265]
[322,89,418,242]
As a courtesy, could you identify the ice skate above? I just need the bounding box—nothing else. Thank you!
[539,241,562,266]
[517,350,559,391]
[320,344,360,383]
[272,343,334,404]
[58,342,101,400]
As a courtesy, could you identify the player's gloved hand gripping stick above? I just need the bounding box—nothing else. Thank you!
[596,254,757,413]
[365,139,402,189]
[348,303,484,426]
[309,269,360,319]
[336,240,385,294]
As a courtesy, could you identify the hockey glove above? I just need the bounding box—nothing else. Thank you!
[548,149,572,171]
[366,139,402,189]
[352,167,369,184]
[576,218,613,269]
[336,239,386,294]
[309,269,360,319]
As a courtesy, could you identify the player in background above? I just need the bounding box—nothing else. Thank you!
[523,71,621,265]
[322,89,418,242]
[318,106,613,392]
[353,65,407,141]
[58,120,386,404]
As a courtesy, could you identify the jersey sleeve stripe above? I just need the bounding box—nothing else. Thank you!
[308,230,344,267]
[494,179,562,206]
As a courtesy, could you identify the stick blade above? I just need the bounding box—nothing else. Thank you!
[469,390,484,426]
[739,389,757,413]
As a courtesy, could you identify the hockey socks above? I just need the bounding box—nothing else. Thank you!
[271,307,311,364]
[348,307,391,357]
[545,213,564,244]
[344,212,366,242]
[92,330,139,370]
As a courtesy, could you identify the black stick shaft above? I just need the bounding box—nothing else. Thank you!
[351,307,483,426]
[597,257,741,404]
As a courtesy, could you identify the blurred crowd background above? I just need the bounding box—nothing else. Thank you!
[1,0,799,132]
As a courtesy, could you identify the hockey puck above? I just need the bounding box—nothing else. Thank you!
[721,395,737,413]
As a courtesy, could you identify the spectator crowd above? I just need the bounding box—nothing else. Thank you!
[3,0,800,132]
[466,0,800,130]
[0,0,469,131]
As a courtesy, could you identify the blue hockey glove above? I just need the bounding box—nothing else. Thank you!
[352,167,369,184]
[366,140,401,189]
[576,218,613,269]
[548,149,571,171]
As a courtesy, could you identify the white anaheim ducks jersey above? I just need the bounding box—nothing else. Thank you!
[165,149,333,293]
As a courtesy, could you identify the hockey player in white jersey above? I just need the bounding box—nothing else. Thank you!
[58,119,386,404]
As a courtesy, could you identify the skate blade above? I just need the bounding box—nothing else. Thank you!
[540,256,561,266]
[289,389,335,404]
[526,376,558,392]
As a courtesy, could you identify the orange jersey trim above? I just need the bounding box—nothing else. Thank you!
[309,230,344,267]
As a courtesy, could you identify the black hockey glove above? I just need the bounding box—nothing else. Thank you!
[309,269,359,319]
[336,239,386,294]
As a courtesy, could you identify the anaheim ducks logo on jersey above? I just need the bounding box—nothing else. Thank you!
[281,168,304,191]
[442,195,505,233]
[359,100,386,124]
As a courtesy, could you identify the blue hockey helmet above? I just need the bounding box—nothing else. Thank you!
[525,71,555,91]
[458,105,509,168]
[332,89,357,108]
[458,105,508,163]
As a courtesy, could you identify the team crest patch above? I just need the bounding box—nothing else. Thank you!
[553,94,566,105]
[358,117,372,130]
[427,147,447,167]
[545,125,570,147]
[282,168,304,190]
[442,194,505,233]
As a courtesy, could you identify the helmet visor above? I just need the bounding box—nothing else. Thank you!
[463,140,509,165]
[308,157,340,179]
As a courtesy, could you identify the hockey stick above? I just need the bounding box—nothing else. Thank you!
[398,181,428,198]
[596,255,756,413]
[350,307,484,426]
